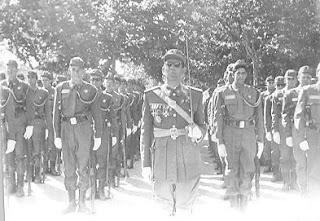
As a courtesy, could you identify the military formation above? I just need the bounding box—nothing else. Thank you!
[1,49,320,215]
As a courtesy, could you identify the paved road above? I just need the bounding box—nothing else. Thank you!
[4,143,320,221]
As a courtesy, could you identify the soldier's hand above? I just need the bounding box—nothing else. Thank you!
[257,142,264,159]
[45,129,49,139]
[299,140,309,151]
[54,138,62,149]
[6,139,16,154]
[211,133,218,142]
[93,137,101,151]
[187,124,203,141]
[142,167,152,182]
[286,137,293,147]
[24,126,34,139]
[112,137,117,146]
[132,125,138,133]
[127,128,132,136]
[273,131,281,144]
[218,144,227,157]
[266,132,272,142]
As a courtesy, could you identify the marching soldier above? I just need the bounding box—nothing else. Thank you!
[26,71,51,183]
[272,70,298,191]
[294,63,320,194]
[140,49,206,214]
[213,60,264,209]
[282,66,313,191]
[261,76,275,172]
[41,71,60,176]
[1,60,34,197]
[53,57,102,213]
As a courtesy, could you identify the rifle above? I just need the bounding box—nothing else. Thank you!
[105,123,111,199]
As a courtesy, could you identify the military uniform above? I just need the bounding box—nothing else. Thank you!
[213,60,263,208]
[141,83,206,207]
[294,65,320,194]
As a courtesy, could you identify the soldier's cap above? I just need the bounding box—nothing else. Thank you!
[69,57,84,68]
[298,66,313,76]
[27,71,38,79]
[7,59,18,68]
[275,76,285,85]
[41,71,53,80]
[233,60,247,71]
[56,74,67,82]
[284,69,297,79]
[17,73,25,81]
[162,49,186,65]
[265,75,274,82]
[90,69,103,80]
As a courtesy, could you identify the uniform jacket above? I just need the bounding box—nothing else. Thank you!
[271,89,285,133]
[0,85,16,140]
[140,84,206,183]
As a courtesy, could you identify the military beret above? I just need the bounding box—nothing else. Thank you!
[298,66,313,76]
[162,49,186,65]
[275,76,285,85]
[90,69,103,80]
[7,59,18,68]
[233,60,247,71]
[265,75,274,82]
[284,69,297,78]
[69,57,84,68]
[27,71,38,79]
[41,71,53,80]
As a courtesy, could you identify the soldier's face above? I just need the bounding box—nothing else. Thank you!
[28,76,37,87]
[162,59,186,84]
[234,68,247,85]
[42,77,51,88]
[6,65,18,80]
[285,77,297,88]
[266,81,275,90]
[69,66,84,83]
[298,74,311,86]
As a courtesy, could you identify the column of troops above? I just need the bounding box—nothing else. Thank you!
[0,58,144,212]
[205,61,320,209]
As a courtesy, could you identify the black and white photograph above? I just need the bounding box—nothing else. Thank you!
[0,0,320,220]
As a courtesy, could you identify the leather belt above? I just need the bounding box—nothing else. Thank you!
[62,115,88,125]
[225,119,254,128]
[153,127,187,140]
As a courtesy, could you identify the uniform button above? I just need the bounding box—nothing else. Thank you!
[173,113,176,117]
[173,93,176,96]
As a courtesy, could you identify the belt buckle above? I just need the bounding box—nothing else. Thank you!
[170,127,178,140]
[70,117,77,125]
[239,121,245,128]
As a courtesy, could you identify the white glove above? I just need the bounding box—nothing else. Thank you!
[45,129,49,139]
[299,140,309,151]
[218,144,227,157]
[93,137,101,151]
[127,128,132,136]
[257,142,264,159]
[112,137,117,146]
[24,126,34,139]
[142,167,152,182]
[54,138,62,149]
[266,132,272,142]
[286,137,293,147]
[211,133,218,142]
[132,125,138,133]
[273,131,281,144]
[6,139,16,154]
[187,125,202,140]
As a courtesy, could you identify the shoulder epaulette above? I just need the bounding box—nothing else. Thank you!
[144,86,160,93]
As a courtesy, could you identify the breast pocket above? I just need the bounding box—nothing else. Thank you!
[224,97,237,115]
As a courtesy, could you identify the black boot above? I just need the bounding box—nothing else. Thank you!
[63,190,77,214]
[98,181,108,200]
[16,175,25,197]
[271,166,282,182]
[49,161,60,176]
[78,190,90,213]
[34,167,41,183]
[6,169,16,194]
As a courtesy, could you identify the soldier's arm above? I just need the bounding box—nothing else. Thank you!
[194,91,207,135]
[5,93,16,140]
[264,96,272,132]
[294,88,308,144]
[126,98,133,128]
[282,91,293,137]
[271,95,279,132]
[254,91,264,142]
[25,85,35,125]
[90,90,103,138]
[44,91,53,132]
[213,91,225,145]
[140,93,153,168]
[53,86,62,138]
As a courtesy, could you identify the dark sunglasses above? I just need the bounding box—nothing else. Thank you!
[166,62,182,68]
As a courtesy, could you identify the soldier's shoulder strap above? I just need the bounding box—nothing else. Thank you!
[152,86,193,124]
[0,85,12,108]
[187,85,203,93]
[144,86,160,93]
[238,85,261,108]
